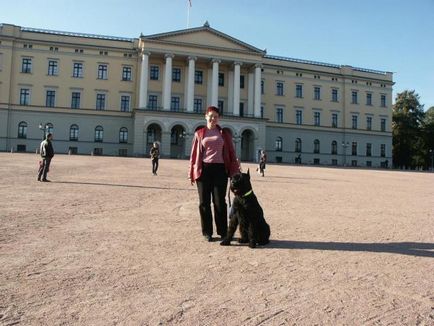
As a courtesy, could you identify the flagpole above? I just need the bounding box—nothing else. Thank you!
[187,0,191,28]
[187,4,190,28]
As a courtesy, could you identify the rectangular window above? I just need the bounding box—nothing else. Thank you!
[296,84,303,98]
[150,65,159,80]
[261,80,264,94]
[366,116,372,130]
[194,70,203,84]
[194,98,203,113]
[352,91,358,104]
[218,73,224,86]
[260,106,264,118]
[48,60,58,76]
[148,95,158,109]
[93,148,103,155]
[172,68,181,82]
[122,66,132,81]
[381,144,386,157]
[96,94,106,110]
[352,115,358,129]
[240,75,245,89]
[276,108,283,123]
[21,58,32,73]
[20,88,30,105]
[352,142,357,156]
[332,89,338,102]
[46,90,56,107]
[381,118,386,132]
[73,62,83,78]
[276,82,284,96]
[366,93,372,105]
[218,100,224,114]
[120,95,130,112]
[366,143,372,157]
[381,94,386,107]
[314,112,320,126]
[98,64,108,79]
[366,161,372,167]
[296,110,303,125]
[314,87,321,100]
[239,103,244,117]
[171,96,180,111]
[71,92,81,109]
[332,113,338,128]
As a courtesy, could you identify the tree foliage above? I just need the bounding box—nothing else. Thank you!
[392,90,432,169]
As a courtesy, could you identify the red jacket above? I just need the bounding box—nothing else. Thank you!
[189,125,240,181]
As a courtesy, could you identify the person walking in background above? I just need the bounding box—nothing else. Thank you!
[258,150,267,177]
[189,106,240,242]
[37,133,54,182]
[150,142,160,175]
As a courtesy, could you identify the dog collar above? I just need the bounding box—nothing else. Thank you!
[242,189,253,197]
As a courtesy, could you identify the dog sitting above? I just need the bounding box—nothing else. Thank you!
[220,169,270,248]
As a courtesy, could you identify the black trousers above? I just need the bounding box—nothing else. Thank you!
[38,157,52,180]
[152,158,159,174]
[196,163,228,237]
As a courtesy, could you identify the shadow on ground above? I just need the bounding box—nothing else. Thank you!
[53,180,194,191]
[259,240,434,258]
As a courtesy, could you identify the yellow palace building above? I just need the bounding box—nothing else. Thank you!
[0,22,393,167]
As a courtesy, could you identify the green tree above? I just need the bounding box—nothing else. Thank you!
[422,106,434,170]
[392,90,425,169]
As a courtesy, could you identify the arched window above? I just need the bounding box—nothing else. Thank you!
[331,141,338,155]
[70,124,79,141]
[18,121,27,138]
[275,137,282,152]
[95,126,104,142]
[295,138,302,153]
[314,139,320,154]
[119,127,128,143]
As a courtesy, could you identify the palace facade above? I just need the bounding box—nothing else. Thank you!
[0,22,393,167]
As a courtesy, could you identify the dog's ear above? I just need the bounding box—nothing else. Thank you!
[247,168,250,176]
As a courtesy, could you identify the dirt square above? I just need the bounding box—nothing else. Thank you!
[0,153,433,325]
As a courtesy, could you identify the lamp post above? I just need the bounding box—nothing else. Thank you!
[342,141,349,167]
[38,123,46,140]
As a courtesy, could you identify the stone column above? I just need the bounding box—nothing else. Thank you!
[234,132,242,158]
[133,113,145,156]
[227,71,234,114]
[138,51,150,109]
[162,54,174,110]
[183,133,193,158]
[248,72,254,116]
[233,62,242,116]
[161,131,171,157]
[254,64,262,118]
[186,56,196,112]
[211,59,220,107]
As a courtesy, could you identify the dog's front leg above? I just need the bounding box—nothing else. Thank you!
[248,221,257,248]
[220,213,238,246]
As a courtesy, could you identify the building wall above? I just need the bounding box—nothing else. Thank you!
[0,23,393,167]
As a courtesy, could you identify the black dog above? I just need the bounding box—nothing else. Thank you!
[220,169,270,248]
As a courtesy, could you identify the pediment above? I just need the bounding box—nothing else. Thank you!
[143,26,265,55]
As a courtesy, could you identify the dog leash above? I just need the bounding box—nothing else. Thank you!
[227,180,231,208]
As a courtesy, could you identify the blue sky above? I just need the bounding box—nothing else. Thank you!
[1,0,433,110]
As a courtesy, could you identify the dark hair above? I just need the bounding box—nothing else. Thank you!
[46,133,53,139]
[205,106,220,116]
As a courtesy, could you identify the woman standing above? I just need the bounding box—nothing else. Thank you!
[189,106,240,242]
